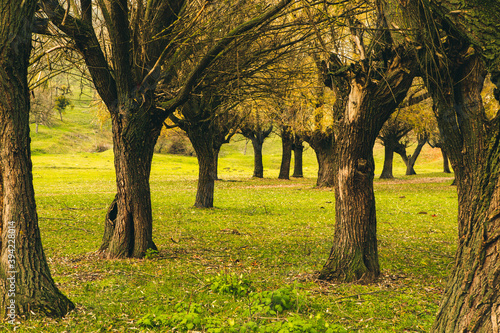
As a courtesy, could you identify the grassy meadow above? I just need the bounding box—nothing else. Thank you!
[4,101,458,332]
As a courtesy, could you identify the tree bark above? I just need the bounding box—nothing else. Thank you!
[278,127,293,180]
[250,137,264,178]
[318,44,416,283]
[0,0,74,319]
[99,105,162,258]
[380,142,395,179]
[188,126,217,208]
[405,135,427,175]
[441,147,451,173]
[318,111,381,283]
[292,136,304,178]
[427,53,500,333]
[308,135,335,187]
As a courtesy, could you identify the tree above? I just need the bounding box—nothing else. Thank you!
[316,1,417,282]
[0,0,74,319]
[30,85,55,134]
[54,85,72,121]
[41,0,293,258]
[398,0,500,331]
[378,115,412,179]
[278,124,294,180]
[239,106,273,178]
[291,135,305,177]
[173,94,241,208]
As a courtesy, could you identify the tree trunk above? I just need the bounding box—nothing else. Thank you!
[405,135,427,176]
[0,0,74,319]
[292,136,304,178]
[251,137,264,178]
[427,54,500,333]
[318,44,416,283]
[185,124,217,208]
[99,105,162,259]
[311,139,335,187]
[318,116,380,283]
[441,147,451,173]
[278,127,293,180]
[380,142,395,179]
[213,147,220,181]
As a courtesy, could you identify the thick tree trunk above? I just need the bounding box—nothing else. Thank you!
[278,128,293,180]
[428,54,500,333]
[0,0,74,319]
[311,141,335,187]
[380,142,395,179]
[318,119,380,283]
[318,44,416,283]
[99,106,162,259]
[251,137,264,178]
[186,125,217,208]
[292,137,304,178]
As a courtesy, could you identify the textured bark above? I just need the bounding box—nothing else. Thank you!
[292,136,304,178]
[380,142,395,179]
[429,54,500,333]
[99,107,162,258]
[250,138,265,178]
[278,127,293,180]
[441,147,451,173]
[318,42,416,283]
[405,134,427,176]
[0,0,74,318]
[307,134,335,187]
[400,0,500,326]
[319,124,380,282]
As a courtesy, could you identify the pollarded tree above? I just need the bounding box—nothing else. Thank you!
[316,0,417,282]
[166,4,307,207]
[40,0,293,258]
[399,1,500,331]
[378,114,412,179]
[171,93,241,208]
[0,0,74,319]
[239,104,273,178]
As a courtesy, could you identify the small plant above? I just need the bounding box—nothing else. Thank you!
[244,284,305,317]
[207,273,254,296]
[144,248,159,259]
[137,302,203,331]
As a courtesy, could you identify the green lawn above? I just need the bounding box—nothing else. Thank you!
[6,98,458,332]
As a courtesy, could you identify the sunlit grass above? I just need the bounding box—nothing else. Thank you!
[1,135,458,332]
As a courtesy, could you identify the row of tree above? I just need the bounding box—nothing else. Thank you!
[1,0,499,331]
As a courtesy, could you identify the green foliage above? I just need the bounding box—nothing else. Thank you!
[137,302,203,330]
[144,248,159,259]
[137,280,346,333]
[54,94,72,118]
[244,284,305,317]
[208,272,254,296]
[234,314,348,333]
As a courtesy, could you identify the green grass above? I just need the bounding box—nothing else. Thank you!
[4,146,457,332]
[5,95,458,332]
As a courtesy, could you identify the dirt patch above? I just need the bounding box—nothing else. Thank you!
[377,177,453,185]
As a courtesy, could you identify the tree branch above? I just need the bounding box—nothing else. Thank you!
[160,0,293,113]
